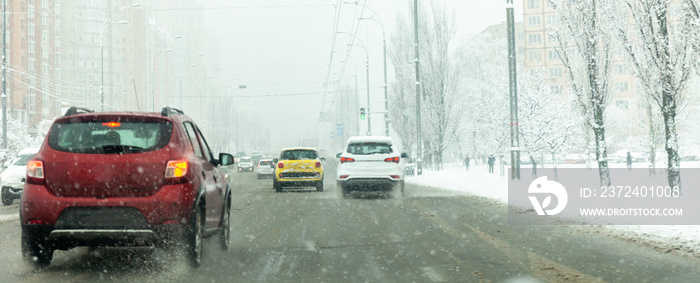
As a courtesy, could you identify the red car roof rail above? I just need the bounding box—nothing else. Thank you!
[161,106,185,117]
[64,106,95,116]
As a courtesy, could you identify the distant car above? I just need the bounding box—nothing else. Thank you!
[251,153,263,165]
[404,163,415,177]
[256,159,275,179]
[681,155,698,161]
[562,154,587,164]
[238,156,254,172]
[1,147,40,206]
[273,147,325,192]
[336,136,407,198]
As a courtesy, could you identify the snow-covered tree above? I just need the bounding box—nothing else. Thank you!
[640,94,664,172]
[418,1,462,170]
[0,117,43,161]
[549,0,614,186]
[457,34,509,162]
[389,9,417,157]
[390,0,463,170]
[35,119,55,141]
[614,0,695,188]
[518,68,577,175]
[685,0,700,73]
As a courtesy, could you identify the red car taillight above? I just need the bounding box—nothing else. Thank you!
[315,161,321,168]
[340,157,355,164]
[26,160,45,184]
[277,162,284,168]
[384,157,400,163]
[165,160,188,178]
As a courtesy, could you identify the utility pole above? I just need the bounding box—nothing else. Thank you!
[365,53,371,135]
[382,32,389,136]
[414,0,422,175]
[2,0,7,149]
[355,70,360,136]
[353,4,389,136]
[507,0,520,179]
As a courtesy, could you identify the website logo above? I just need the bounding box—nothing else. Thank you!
[528,176,568,215]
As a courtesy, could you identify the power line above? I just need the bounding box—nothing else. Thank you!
[144,4,333,11]
[177,87,383,99]
[6,4,334,15]
[321,0,345,114]
[328,0,369,112]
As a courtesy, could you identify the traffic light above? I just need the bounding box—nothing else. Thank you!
[360,107,366,120]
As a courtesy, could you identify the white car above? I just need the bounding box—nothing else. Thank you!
[256,159,275,179]
[1,147,40,206]
[336,136,407,198]
[238,156,254,172]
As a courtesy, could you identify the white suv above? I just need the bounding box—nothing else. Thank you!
[256,159,275,179]
[336,136,407,198]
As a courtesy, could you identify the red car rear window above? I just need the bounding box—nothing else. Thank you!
[48,121,172,154]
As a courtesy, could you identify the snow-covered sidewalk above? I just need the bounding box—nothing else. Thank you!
[405,162,700,257]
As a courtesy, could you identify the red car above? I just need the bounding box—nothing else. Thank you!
[20,106,234,268]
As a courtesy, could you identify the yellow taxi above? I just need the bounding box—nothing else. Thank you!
[273,147,325,192]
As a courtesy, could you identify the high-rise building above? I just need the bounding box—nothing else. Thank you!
[521,0,643,144]
[3,0,62,129]
[479,21,525,68]
[0,0,216,139]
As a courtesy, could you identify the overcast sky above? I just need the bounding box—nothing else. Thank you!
[197,0,523,152]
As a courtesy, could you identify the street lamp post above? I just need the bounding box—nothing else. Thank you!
[351,2,390,136]
[339,59,361,137]
[2,0,7,149]
[337,31,371,135]
[100,19,129,112]
[152,46,172,111]
[99,4,141,112]
[152,36,180,111]
[507,0,520,179]
[414,0,422,175]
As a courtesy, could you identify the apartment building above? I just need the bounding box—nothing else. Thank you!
[149,0,206,114]
[0,0,209,133]
[521,0,643,142]
[3,0,63,129]
[479,21,525,68]
[60,0,148,113]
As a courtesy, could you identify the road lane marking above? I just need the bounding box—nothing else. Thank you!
[365,253,387,282]
[412,201,606,283]
[256,248,286,283]
[420,266,448,282]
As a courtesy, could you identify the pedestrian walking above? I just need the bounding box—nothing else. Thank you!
[464,155,470,171]
[488,154,495,174]
[626,152,632,170]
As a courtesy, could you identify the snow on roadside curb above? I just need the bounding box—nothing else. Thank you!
[0,213,19,223]
[405,163,700,257]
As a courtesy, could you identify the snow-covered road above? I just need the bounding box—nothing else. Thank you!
[406,162,700,257]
